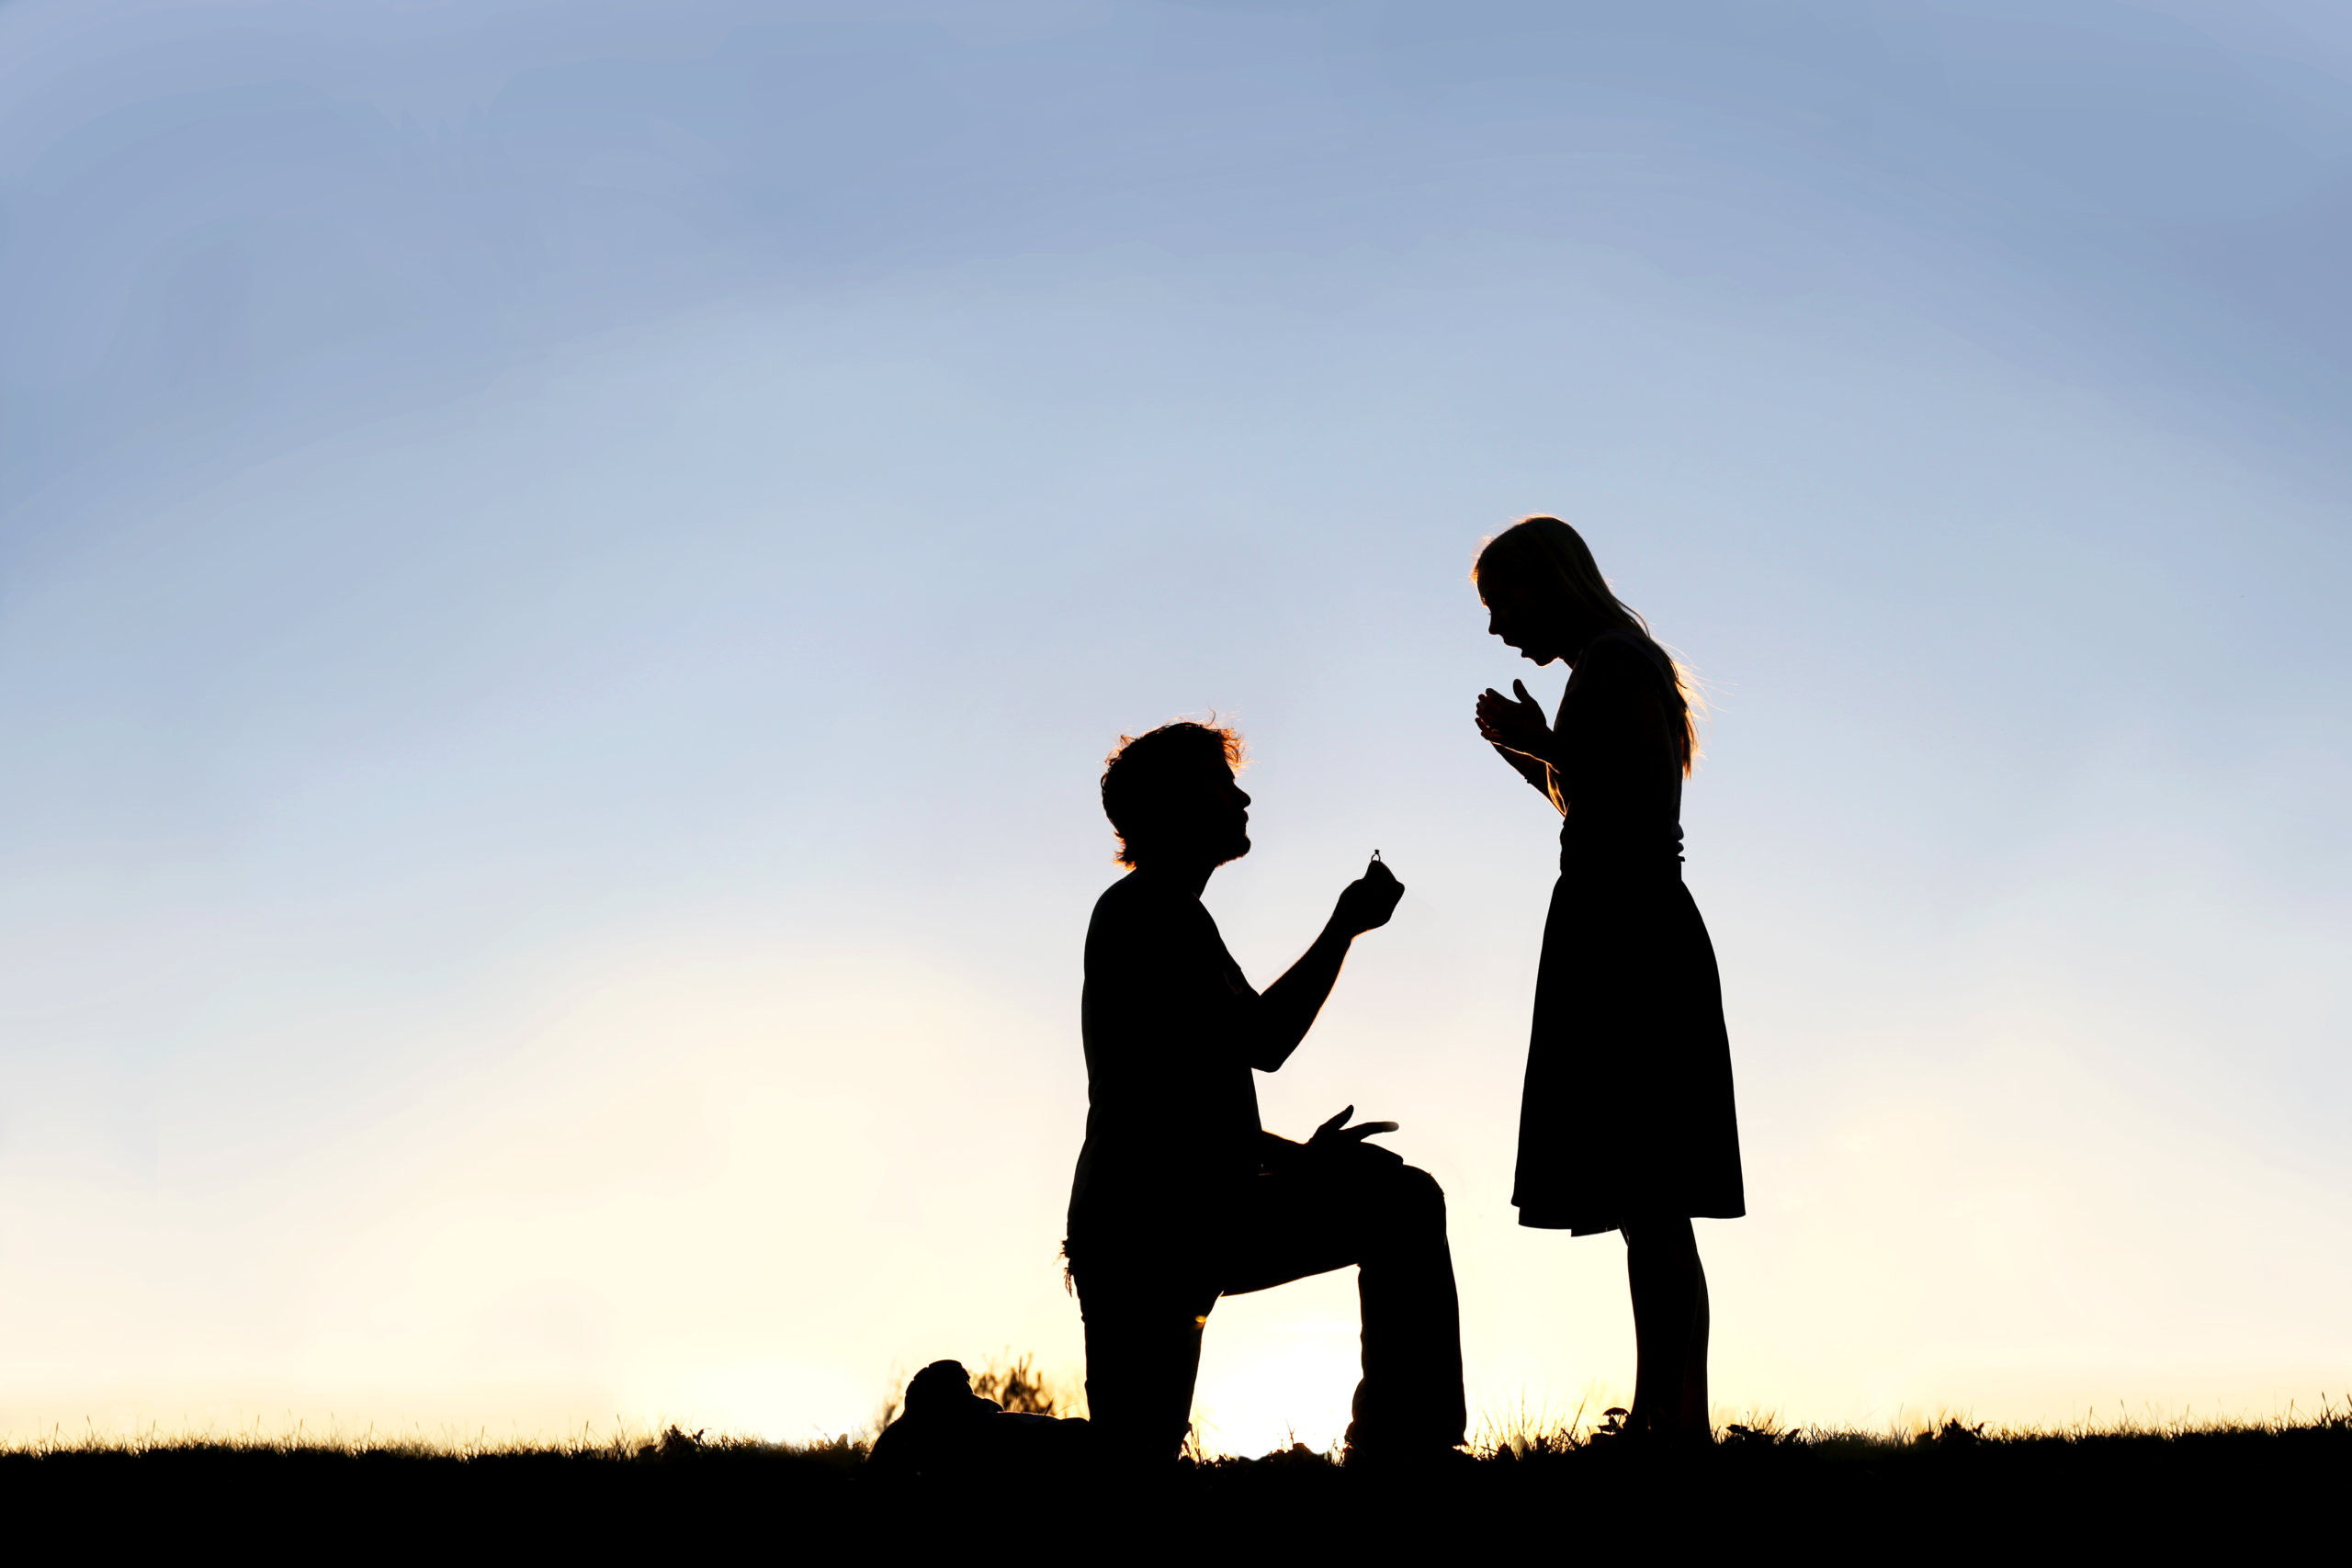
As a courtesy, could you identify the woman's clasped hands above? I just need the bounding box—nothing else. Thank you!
[1476,678,1552,760]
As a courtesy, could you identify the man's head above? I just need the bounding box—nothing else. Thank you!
[1101,721,1250,872]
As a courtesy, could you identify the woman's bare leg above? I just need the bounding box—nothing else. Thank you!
[1623,1217,1711,1439]
[1679,1251,1711,1436]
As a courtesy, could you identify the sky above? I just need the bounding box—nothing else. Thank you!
[2,0,2348,1451]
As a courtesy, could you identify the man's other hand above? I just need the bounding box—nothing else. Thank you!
[1331,855,1406,937]
[1307,1105,1402,1149]
[1303,1105,1405,1168]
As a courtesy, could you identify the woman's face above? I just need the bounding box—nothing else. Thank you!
[1481,575,1560,665]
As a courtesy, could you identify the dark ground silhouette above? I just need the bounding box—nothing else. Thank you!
[6,1414,2340,1549]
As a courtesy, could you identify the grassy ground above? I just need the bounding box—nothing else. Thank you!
[4,1406,2343,1550]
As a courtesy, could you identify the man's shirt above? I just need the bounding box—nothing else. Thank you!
[1066,871,1271,1253]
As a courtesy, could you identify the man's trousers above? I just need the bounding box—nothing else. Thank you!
[1069,1152,1465,1462]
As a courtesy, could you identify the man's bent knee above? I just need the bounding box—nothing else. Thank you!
[1396,1162,1444,1202]
[1385,1163,1448,1227]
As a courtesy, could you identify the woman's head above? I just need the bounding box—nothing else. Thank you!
[1474,515,1701,776]
[1473,515,1648,664]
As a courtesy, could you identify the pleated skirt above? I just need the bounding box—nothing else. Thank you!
[1512,869,1746,1234]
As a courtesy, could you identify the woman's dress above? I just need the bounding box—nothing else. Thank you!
[1512,629,1745,1234]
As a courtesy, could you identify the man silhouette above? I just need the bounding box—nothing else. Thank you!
[1064,721,1466,1465]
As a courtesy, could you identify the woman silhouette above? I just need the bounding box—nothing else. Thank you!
[1472,516,1743,1443]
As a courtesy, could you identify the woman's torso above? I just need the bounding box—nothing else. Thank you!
[1548,629,1685,877]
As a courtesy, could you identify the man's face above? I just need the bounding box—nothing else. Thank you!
[1169,763,1251,867]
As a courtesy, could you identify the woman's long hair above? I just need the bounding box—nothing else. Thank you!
[1474,515,1702,777]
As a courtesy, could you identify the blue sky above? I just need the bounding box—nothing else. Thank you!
[3,0,2347,1447]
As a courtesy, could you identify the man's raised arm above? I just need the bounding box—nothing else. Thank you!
[1243,855,1405,1071]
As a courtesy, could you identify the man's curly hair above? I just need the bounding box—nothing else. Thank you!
[1100,720,1246,869]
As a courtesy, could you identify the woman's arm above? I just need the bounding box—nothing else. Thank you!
[1492,741,1564,811]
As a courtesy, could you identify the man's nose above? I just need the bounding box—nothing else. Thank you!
[1236,789,1251,807]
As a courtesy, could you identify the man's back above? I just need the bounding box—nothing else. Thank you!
[1066,872,1264,1255]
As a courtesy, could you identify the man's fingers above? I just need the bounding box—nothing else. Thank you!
[1343,1121,1401,1140]
[1513,679,1534,705]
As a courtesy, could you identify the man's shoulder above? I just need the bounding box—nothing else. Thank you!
[1087,872,1209,953]
[1091,870,1193,923]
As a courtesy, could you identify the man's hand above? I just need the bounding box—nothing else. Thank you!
[1308,1104,1400,1148]
[1261,1111,1402,1174]
[1305,1105,1403,1166]
[1476,679,1551,758]
[1330,854,1405,937]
